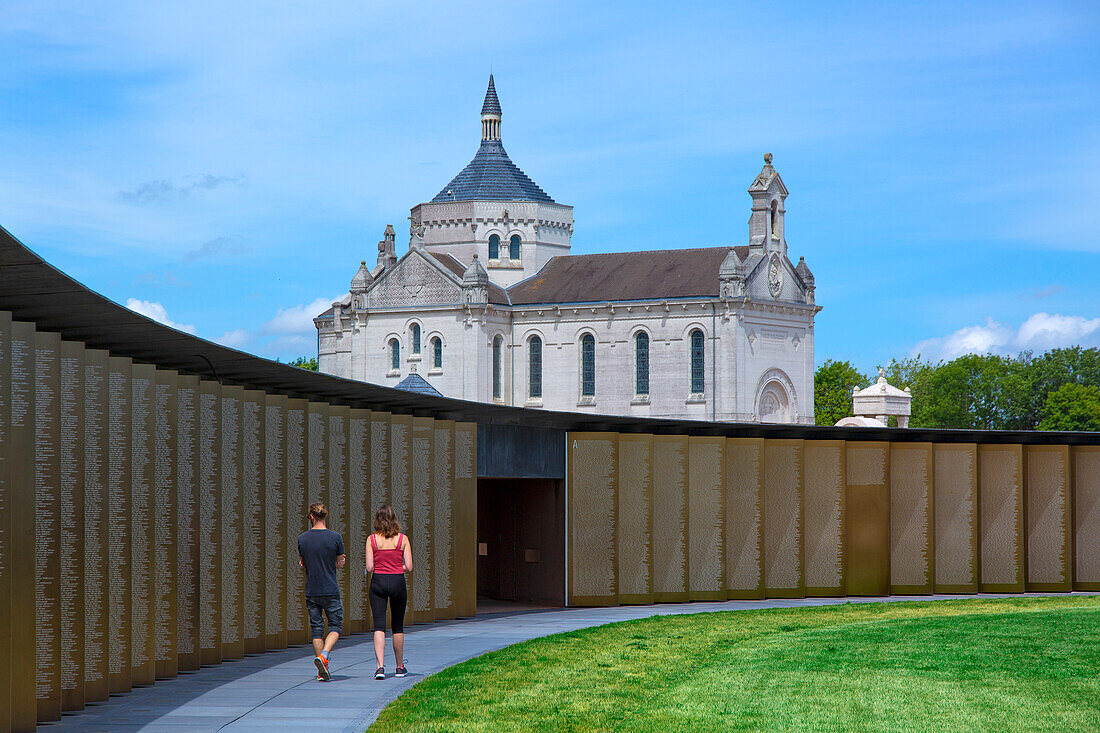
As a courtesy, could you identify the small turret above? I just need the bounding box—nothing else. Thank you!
[481,74,501,142]
[461,253,489,306]
[795,256,815,305]
[719,248,746,298]
[375,224,397,273]
[747,153,788,253]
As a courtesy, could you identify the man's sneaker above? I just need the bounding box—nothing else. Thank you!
[375,666,385,680]
[395,662,408,678]
[314,655,331,681]
[316,674,324,681]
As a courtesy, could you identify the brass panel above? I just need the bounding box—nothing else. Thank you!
[412,417,435,623]
[82,348,112,699]
[347,409,372,632]
[979,444,1024,593]
[431,421,456,619]
[241,390,265,654]
[197,379,222,664]
[652,435,689,602]
[688,436,725,601]
[220,385,245,660]
[804,440,845,597]
[1074,447,1100,590]
[0,312,10,731]
[845,441,888,597]
[130,362,156,685]
[328,406,350,627]
[153,370,178,679]
[452,422,477,617]
[1026,445,1072,592]
[933,444,978,593]
[35,331,62,720]
[370,412,391,514]
[264,394,288,649]
[11,321,37,731]
[389,414,413,622]
[284,398,308,645]
[107,355,133,692]
[174,374,201,671]
[567,432,618,606]
[725,438,764,599]
[307,402,329,509]
[616,434,653,605]
[763,439,804,598]
[59,341,85,710]
[889,443,933,594]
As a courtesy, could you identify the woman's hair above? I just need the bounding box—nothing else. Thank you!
[373,504,401,538]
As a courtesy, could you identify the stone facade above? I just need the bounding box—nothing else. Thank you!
[316,78,820,424]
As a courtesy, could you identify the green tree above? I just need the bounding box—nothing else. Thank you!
[814,360,869,426]
[289,355,318,371]
[1037,383,1100,431]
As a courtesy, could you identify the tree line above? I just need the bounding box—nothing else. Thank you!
[815,346,1100,431]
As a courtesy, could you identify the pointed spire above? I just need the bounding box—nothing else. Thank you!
[481,74,501,141]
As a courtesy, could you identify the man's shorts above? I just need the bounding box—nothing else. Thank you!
[305,595,343,639]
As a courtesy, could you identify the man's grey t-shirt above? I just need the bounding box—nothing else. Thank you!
[297,528,344,597]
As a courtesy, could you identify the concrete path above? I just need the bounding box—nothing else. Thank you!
[42,593,1096,732]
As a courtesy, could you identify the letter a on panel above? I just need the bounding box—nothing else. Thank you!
[567,432,618,607]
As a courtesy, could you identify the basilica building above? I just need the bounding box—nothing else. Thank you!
[316,76,820,423]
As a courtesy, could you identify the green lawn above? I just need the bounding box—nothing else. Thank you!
[369,596,1100,732]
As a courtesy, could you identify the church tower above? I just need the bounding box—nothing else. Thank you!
[748,153,789,256]
[408,75,574,287]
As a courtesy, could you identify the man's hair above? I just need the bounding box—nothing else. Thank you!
[373,504,401,538]
[308,502,328,521]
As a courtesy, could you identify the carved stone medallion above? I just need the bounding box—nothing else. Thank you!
[768,253,782,298]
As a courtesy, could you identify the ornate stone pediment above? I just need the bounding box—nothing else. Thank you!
[365,251,462,308]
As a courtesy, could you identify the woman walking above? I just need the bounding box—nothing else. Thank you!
[366,504,412,680]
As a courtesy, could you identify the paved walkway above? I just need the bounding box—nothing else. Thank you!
[43,592,1096,732]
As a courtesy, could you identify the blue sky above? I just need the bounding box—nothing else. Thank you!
[1,1,1097,371]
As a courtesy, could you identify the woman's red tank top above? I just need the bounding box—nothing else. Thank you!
[371,533,404,574]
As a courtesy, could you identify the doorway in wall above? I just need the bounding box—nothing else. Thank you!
[476,477,565,610]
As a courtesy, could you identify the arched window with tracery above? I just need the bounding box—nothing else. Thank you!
[635,331,649,396]
[528,335,542,399]
[431,336,442,370]
[492,335,503,399]
[690,329,705,394]
[509,234,521,260]
[410,323,421,354]
[389,338,400,372]
[581,334,596,397]
[488,234,500,260]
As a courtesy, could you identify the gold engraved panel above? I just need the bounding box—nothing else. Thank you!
[412,418,435,622]
[933,444,977,593]
[889,443,933,594]
[10,321,38,730]
[688,437,725,600]
[432,421,455,619]
[220,386,245,660]
[59,341,86,709]
[1074,447,1100,590]
[197,380,222,664]
[327,406,349,625]
[82,348,112,697]
[1026,445,1071,591]
[652,435,689,602]
[175,374,201,671]
[347,409,372,633]
[453,422,477,617]
[725,438,764,599]
[804,440,844,597]
[617,434,653,605]
[979,445,1023,592]
[389,414,413,622]
[845,442,889,597]
[370,412,391,512]
[35,331,62,721]
[284,399,309,644]
[763,439,804,598]
[241,390,265,653]
[130,362,156,685]
[0,312,10,730]
[567,433,618,606]
[264,394,288,648]
[107,355,133,692]
[153,370,178,679]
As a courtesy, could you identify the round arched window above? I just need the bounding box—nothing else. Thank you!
[488,234,500,260]
[509,234,521,261]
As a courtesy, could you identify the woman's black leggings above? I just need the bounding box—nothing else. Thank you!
[369,573,407,634]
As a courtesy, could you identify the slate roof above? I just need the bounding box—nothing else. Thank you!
[394,372,443,397]
[431,140,555,204]
[430,253,511,304]
[507,247,751,305]
[481,74,501,115]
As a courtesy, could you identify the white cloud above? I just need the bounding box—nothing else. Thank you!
[261,295,341,336]
[913,312,1100,361]
[215,328,250,349]
[125,298,197,334]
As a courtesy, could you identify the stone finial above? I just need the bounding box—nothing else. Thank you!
[350,260,373,293]
[376,224,398,271]
[764,153,773,165]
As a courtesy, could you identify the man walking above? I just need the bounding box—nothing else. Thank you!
[298,502,346,681]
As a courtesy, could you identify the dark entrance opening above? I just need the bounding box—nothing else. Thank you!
[477,478,565,607]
